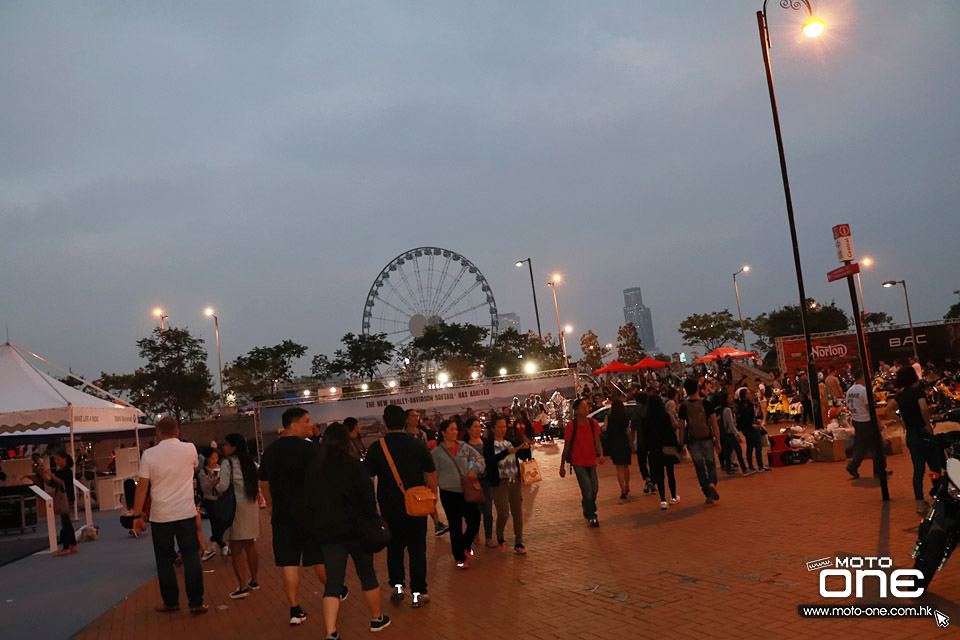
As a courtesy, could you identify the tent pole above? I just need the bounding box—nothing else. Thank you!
[70,417,78,521]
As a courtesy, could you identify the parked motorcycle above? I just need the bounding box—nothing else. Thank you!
[910,430,960,590]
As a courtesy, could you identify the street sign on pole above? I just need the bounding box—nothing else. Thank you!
[827,262,860,283]
[832,224,855,263]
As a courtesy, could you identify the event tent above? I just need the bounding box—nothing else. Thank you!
[592,360,637,375]
[0,342,144,458]
[695,346,759,363]
[630,356,669,370]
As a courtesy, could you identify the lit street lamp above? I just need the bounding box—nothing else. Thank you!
[515,258,543,339]
[856,257,872,320]
[756,0,825,429]
[733,265,750,351]
[204,307,225,409]
[152,307,169,342]
[546,275,569,368]
[883,280,920,362]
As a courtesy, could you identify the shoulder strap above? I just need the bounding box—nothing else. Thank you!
[439,444,466,477]
[380,438,406,492]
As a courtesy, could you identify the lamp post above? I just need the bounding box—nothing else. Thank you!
[515,258,543,339]
[856,257,872,321]
[733,265,750,351]
[546,275,566,368]
[152,307,168,342]
[561,324,574,368]
[756,0,825,429]
[883,280,920,362]
[204,307,225,409]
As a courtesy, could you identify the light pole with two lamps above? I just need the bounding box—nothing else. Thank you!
[883,280,920,362]
[756,0,826,429]
[733,265,750,352]
[204,307,225,409]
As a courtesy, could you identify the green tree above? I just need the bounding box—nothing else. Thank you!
[223,339,308,403]
[616,323,644,364]
[862,311,894,328]
[678,310,742,353]
[310,354,334,381]
[578,330,608,373]
[330,332,394,380]
[749,300,849,348]
[946,290,960,320]
[484,329,565,374]
[99,328,214,421]
[404,322,489,376]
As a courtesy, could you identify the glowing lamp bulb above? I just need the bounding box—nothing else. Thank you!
[524,362,537,374]
[499,368,508,376]
[802,18,825,38]
[204,307,214,317]
[329,387,337,394]
[153,308,163,317]
[437,373,449,384]
[388,380,397,388]
[361,383,369,391]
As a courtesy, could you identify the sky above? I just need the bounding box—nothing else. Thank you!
[2,1,958,380]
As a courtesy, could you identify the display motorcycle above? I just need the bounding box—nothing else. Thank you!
[911,430,960,590]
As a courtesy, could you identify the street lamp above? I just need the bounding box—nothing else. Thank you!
[547,275,569,368]
[152,307,169,342]
[883,280,920,362]
[756,0,825,429]
[733,265,750,351]
[856,257,872,321]
[515,258,543,339]
[204,307,225,409]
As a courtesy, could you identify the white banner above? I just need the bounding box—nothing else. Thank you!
[260,374,577,433]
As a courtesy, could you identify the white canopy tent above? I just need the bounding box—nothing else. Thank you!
[0,341,144,469]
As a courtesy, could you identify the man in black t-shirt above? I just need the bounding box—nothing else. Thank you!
[365,405,438,609]
[259,407,345,627]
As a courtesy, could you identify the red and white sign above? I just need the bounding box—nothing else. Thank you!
[832,224,855,263]
[827,262,860,283]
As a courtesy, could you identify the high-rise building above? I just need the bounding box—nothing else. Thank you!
[623,288,657,352]
[498,312,521,333]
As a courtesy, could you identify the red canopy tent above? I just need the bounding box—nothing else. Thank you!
[592,360,636,375]
[696,346,758,363]
[630,356,669,370]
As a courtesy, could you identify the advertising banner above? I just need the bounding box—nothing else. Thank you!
[259,374,577,434]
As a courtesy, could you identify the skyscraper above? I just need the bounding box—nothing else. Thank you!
[623,288,657,352]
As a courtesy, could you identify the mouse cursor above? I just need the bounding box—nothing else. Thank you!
[934,610,949,628]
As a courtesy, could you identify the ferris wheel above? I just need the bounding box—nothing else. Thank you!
[362,247,499,352]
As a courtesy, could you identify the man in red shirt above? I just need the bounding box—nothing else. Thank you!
[560,398,607,527]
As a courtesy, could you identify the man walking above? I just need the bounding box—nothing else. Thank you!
[132,418,207,615]
[679,379,721,504]
[845,370,887,480]
[366,405,439,609]
[560,398,607,527]
[404,409,448,536]
[259,407,346,627]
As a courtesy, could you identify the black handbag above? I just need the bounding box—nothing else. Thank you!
[213,459,237,526]
[357,514,391,553]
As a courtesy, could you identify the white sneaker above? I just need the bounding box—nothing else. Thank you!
[660,501,668,510]
[669,496,679,505]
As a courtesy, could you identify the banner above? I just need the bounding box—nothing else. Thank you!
[778,333,863,375]
[259,374,577,434]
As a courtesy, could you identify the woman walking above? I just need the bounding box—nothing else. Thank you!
[465,418,496,548]
[737,389,767,473]
[720,393,748,475]
[41,451,77,557]
[217,434,261,599]
[644,396,680,510]
[432,420,485,568]
[484,416,528,554]
[884,366,942,514]
[602,399,632,500]
[303,423,389,639]
[198,449,227,560]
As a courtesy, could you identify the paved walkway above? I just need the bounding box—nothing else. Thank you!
[65,437,960,639]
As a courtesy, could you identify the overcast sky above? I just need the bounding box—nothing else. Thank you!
[2,1,958,380]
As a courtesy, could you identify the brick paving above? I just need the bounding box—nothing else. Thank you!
[74,433,959,640]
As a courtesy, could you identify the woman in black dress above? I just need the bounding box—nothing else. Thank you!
[603,399,632,500]
[644,395,681,510]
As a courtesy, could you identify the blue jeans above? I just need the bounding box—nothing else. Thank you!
[151,517,204,608]
[573,465,599,520]
[688,439,718,496]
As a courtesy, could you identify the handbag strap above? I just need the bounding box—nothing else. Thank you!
[564,419,580,464]
[381,438,406,493]
[440,443,466,478]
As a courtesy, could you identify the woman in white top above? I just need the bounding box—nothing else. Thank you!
[217,433,261,599]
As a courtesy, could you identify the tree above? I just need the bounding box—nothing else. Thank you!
[484,329,565,374]
[946,290,960,320]
[99,328,214,421]
[616,323,644,364]
[404,323,489,377]
[749,300,849,350]
[862,311,894,328]
[330,333,394,380]
[310,354,334,381]
[578,330,609,373]
[223,339,308,403]
[678,311,742,353]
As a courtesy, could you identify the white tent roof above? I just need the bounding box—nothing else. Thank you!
[0,342,143,434]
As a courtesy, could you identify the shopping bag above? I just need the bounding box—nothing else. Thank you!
[520,459,542,485]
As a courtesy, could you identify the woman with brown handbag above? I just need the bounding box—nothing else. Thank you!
[40,450,78,557]
[431,420,485,569]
